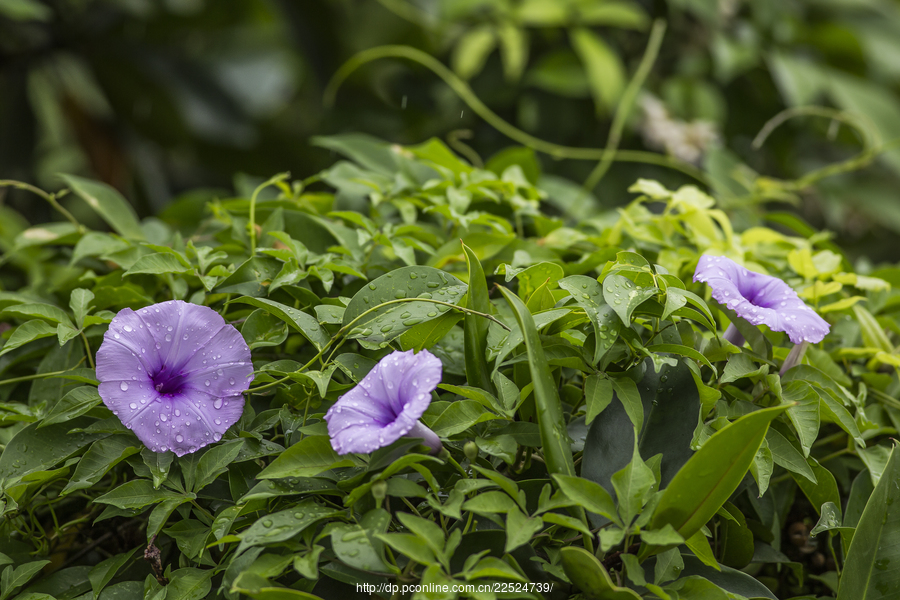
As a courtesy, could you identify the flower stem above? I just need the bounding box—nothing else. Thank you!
[407,421,442,455]
[583,19,667,191]
[247,172,290,257]
[722,323,745,347]
[0,180,82,228]
[780,342,809,375]
[324,46,708,184]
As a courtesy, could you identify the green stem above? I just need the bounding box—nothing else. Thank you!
[324,46,708,184]
[0,361,87,387]
[583,19,667,192]
[0,180,82,228]
[248,173,290,257]
[80,332,95,369]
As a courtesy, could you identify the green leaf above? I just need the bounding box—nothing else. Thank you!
[552,474,620,525]
[612,376,643,431]
[497,286,573,477]
[505,506,544,553]
[0,320,59,357]
[766,428,817,484]
[584,372,613,425]
[462,243,493,393]
[792,456,843,520]
[0,418,105,491]
[256,436,361,479]
[89,548,137,598]
[654,547,684,584]
[194,440,244,492]
[644,404,789,556]
[241,309,289,349]
[781,380,820,456]
[2,303,74,328]
[602,274,657,325]
[69,289,94,329]
[452,24,496,79]
[612,439,656,526]
[214,256,282,297]
[559,275,621,362]
[163,568,213,600]
[61,435,140,495]
[837,445,900,600]
[233,298,330,351]
[428,400,502,437]
[124,253,193,277]
[560,547,641,599]
[330,522,393,573]
[39,386,102,427]
[94,479,186,509]
[397,311,463,352]
[342,266,467,345]
[234,501,340,554]
[0,560,51,600]
[396,512,446,560]
[141,448,174,489]
[570,28,625,113]
[854,303,894,353]
[377,533,437,566]
[810,501,853,538]
[61,174,144,240]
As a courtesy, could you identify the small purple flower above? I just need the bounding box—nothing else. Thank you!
[96,300,253,456]
[694,255,830,344]
[325,349,442,455]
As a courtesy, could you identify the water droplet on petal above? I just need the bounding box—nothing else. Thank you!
[120,382,129,391]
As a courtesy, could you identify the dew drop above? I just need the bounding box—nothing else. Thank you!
[123,325,133,332]
[120,382,129,391]
[176,434,184,443]
[129,402,138,409]
[214,398,223,409]
[205,379,211,387]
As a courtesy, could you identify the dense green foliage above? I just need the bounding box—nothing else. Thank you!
[2,135,900,599]
[3,0,900,261]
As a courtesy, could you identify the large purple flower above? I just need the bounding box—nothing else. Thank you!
[96,300,253,456]
[694,255,830,344]
[325,349,442,455]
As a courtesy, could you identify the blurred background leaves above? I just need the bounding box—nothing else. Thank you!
[2,0,900,260]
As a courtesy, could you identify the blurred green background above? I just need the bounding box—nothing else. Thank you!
[2,0,900,261]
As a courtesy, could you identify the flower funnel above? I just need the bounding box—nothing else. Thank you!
[694,255,830,344]
[325,349,442,455]
[96,300,253,456]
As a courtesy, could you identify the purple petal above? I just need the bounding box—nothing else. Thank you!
[97,300,253,456]
[694,255,830,344]
[177,325,255,397]
[325,349,441,455]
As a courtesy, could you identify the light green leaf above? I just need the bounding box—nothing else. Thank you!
[256,436,361,479]
[61,174,144,240]
[643,405,789,556]
[570,28,625,113]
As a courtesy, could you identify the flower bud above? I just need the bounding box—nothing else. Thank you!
[371,479,387,501]
[463,441,478,461]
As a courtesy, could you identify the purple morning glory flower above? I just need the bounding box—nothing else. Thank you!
[96,300,253,456]
[693,255,830,344]
[325,349,442,455]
